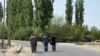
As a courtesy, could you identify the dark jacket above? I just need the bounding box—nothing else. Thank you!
[42,36,49,44]
[50,36,56,45]
[29,36,37,45]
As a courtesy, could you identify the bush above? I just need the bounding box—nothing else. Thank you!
[90,26,100,40]
[12,27,32,40]
[0,22,8,39]
[45,23,89,42]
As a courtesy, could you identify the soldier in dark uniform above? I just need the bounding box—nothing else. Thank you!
[29,34,37,53]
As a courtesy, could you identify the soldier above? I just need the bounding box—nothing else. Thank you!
[29,34,37,53]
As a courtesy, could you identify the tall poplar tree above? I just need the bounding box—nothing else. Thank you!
[65,0,73,25]
[7,0,33,32]
[75,0,84,25]
[6,0,33,44]
[0,2,3,21]
[34,0,54,32]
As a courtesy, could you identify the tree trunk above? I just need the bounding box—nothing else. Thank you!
[2,35,4,48]
[7,0,11,46]
[8,28,11,46]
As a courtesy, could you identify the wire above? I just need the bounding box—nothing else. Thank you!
[85,13,100,16]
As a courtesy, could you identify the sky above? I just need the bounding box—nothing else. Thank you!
[54,0,100,29]
[0,0,100,29]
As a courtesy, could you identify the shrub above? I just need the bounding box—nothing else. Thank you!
[0,22,8,39]
[12,27,32,40]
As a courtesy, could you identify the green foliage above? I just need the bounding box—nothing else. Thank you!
[12,27,32,40]
[0,2,3,21]
[0,22,7,39]
[51,16,65,26]
[32,27,44,37]
[6,0,33,40]
[90,26,100,40]
[5,0,100,42]
[75,0,84,25]
[72,24,89,41]
[7,0,33,33]
[65,0,73,25]
[34,0,54,32]
[45,17,89,42]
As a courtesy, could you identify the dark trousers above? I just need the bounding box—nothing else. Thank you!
[31,43,37,53]
[52,44,56,52]
[44,43,48,52]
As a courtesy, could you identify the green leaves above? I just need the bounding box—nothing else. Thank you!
[65,0,73,25]
[7,0,33,32]
[0,2,3,21]
[90,26,100,40]
[12,27,32,40]
[7,0,33,40]
[0,23,7,39]
[34,0,54,32]
[75,0,84,25]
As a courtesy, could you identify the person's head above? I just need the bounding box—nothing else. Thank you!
[34,33,36,36]
[31,34,33,36]
[44,33,47,36]
[31,33,36,36]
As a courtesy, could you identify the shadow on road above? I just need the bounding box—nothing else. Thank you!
[49,51,64,52]
[35,51,44,53]
[33,50,64,54]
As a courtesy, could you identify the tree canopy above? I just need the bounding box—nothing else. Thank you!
[7,0,33,33]
[65,0,73,25]
[75,0,84,25]
[0,2,3,21]
[34,0,54,32]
